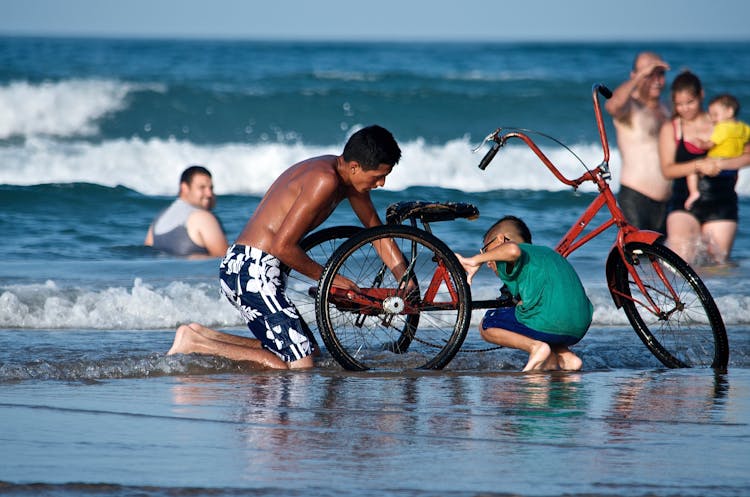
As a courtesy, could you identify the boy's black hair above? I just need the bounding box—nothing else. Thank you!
[484,215,532,244]
[343,125,402,170]
[180,165,212,185]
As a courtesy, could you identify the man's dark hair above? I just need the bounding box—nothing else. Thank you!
[484,215,532,244]
[343,125,401,170]
[180,165,212,185]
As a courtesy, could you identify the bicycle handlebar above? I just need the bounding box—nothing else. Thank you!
[476,83,613,183]
[596,84,612,99]
[478,140,501,171]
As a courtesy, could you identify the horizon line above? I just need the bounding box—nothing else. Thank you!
[1,31,749,44]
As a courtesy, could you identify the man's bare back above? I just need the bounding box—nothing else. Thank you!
[237,154,393,282]
[237,156,344,278]
[239,156,342,246]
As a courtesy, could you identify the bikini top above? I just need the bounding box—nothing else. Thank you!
[672,118,707,163]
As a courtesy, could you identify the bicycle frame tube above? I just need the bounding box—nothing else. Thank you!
[422,259,461,307]
[555,187,618,258]
[327,258,461,316]
[499,124,666,256]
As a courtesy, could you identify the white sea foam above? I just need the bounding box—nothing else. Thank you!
[1,278,747,330]
[0,133,619,195]
[0,79,152,139]
[3,133,750,196]
[0,279,237,330]
[1,79,748,196]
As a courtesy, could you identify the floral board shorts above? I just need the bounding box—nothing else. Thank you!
[219,244,312,362]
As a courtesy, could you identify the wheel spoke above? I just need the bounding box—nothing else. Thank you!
[316,225,470,370]
[286,226,363,356]
[614,242,728,369]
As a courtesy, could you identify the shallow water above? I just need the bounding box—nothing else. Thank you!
[1,327,749,496]
[2,363,748,497]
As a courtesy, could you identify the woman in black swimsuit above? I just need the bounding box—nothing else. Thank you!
[658,71,750,264]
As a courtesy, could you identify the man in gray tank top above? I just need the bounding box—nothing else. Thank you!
[144,165,228,257]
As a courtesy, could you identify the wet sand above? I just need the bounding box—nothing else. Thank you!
[2,351,749,496]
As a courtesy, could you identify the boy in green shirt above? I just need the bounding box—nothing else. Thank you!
[456,216,593,371]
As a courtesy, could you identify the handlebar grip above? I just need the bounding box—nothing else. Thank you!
[597,85,612,99]
[478,142,500,170]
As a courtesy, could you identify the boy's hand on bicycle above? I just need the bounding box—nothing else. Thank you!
[455,253,480,285]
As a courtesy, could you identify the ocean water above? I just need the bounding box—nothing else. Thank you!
[1,37,750,496]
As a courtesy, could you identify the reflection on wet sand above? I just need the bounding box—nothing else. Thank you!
[167,368,743,495]
[606,370,729,440]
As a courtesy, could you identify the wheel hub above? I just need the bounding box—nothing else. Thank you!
[382,295,405,314]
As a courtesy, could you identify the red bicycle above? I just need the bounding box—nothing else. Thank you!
[286,84,729,371]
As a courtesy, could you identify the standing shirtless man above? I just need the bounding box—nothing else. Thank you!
[605,51,671,233]
[168,125,406,369]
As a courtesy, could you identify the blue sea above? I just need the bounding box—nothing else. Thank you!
[2,37,750,497]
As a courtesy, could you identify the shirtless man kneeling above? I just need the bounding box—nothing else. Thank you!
[168,125,404,369]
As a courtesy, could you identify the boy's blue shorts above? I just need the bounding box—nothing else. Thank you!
[481,307,581,346]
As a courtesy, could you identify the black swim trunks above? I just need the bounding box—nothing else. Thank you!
[219,245,312,362]
[617,185,668,233]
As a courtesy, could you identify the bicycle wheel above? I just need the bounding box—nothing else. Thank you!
[611,242,728,369]
[316,224,471,371]
[285,226,362,352]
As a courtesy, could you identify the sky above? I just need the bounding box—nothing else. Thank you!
[1,0,749,42]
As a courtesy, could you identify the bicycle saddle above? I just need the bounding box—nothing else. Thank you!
[386,201,480,224]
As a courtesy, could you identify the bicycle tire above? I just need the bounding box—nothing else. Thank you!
[612,242,728,369]
[316,224,471,371]
[285,226,362,352]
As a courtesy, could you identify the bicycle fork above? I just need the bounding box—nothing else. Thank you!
[610,245,683,320]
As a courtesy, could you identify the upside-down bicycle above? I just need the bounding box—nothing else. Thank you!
[286,84,729,371]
